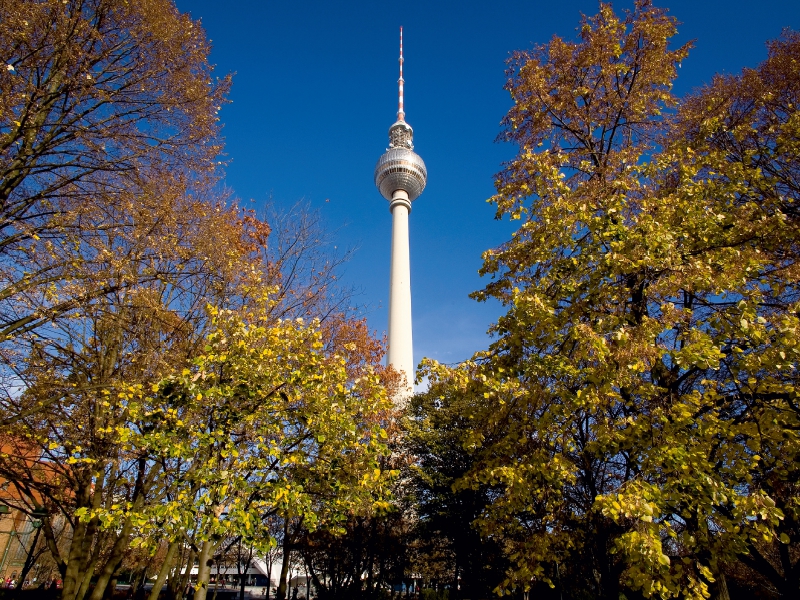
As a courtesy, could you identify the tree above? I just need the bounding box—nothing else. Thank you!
[0,180,257,600]
[405,387,508,600]
[0,0,228,343]
[662,29,800,599]
[145,300,394,600]
[422,2,799,599]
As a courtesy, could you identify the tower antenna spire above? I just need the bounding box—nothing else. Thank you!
[398,26,405,122]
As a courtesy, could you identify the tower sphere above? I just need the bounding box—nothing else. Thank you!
[374,145,428,203]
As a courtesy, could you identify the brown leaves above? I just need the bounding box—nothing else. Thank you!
[498,0,690,195]
[0,0,230,341]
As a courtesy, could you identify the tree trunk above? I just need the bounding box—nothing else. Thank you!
[88,520,136,600]
[366,519,376,600]
[13,526,41,597]
[712,572,731,600]
[61,517,90,600]
[193,540,216,600]
[63,469,106,600]
[277,520,292,600]
[265,553,273,599]
[40,515,67,579]
[148,541,181,600]
[451,555,459,600]
[104,577,118,600]
[238,544,254,600]
[302,554,323,600]
[174,547,197,600]
[129,567,145,599]
[211,560,220,600]
[77,559,98,600]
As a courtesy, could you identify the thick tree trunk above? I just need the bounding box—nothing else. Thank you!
[88,521,135,600]
[62,469,106,600]
[61,518,90,600]
[104,577,118,600]
[277,521,292,600]
[148,541,181,600]
[193,540,215,600]
[77,560,98,600]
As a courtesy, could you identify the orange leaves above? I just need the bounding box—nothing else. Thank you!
[498,0,690,206]
[0,0,232,344]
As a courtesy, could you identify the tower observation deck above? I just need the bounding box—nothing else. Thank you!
[374,27,427,401]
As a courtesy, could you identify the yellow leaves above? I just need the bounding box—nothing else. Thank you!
[122,299,394,542]
[456,7,800,599]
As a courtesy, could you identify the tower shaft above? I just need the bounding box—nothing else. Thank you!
[387,191,413,396]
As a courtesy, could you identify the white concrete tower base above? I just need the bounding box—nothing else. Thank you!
[387,189,414,400]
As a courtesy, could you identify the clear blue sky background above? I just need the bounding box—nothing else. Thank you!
[174,0,800,369]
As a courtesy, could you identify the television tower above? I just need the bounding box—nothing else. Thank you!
[374,27,427,400]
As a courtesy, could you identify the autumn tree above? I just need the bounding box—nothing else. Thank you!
[0,0,228,345]
[0,188,256,600]
[660,29,800,599]
[1,4,398,600]
[137,300,394,600]
[422,2,799,599]
[404,387,508,600]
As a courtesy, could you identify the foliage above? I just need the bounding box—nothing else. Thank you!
[0,3,397,600]
[421,2,799,599]
[405,387,508,599]
[149,298,394,548]
[295,511,409,600]
[0,0,229,342]
[292,409,408,600]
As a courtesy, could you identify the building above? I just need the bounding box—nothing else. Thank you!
[0,441,51,585]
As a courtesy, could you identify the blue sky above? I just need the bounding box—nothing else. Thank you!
[174,0,800,368]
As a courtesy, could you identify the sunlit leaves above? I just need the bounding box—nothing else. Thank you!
[422,3,800,599]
